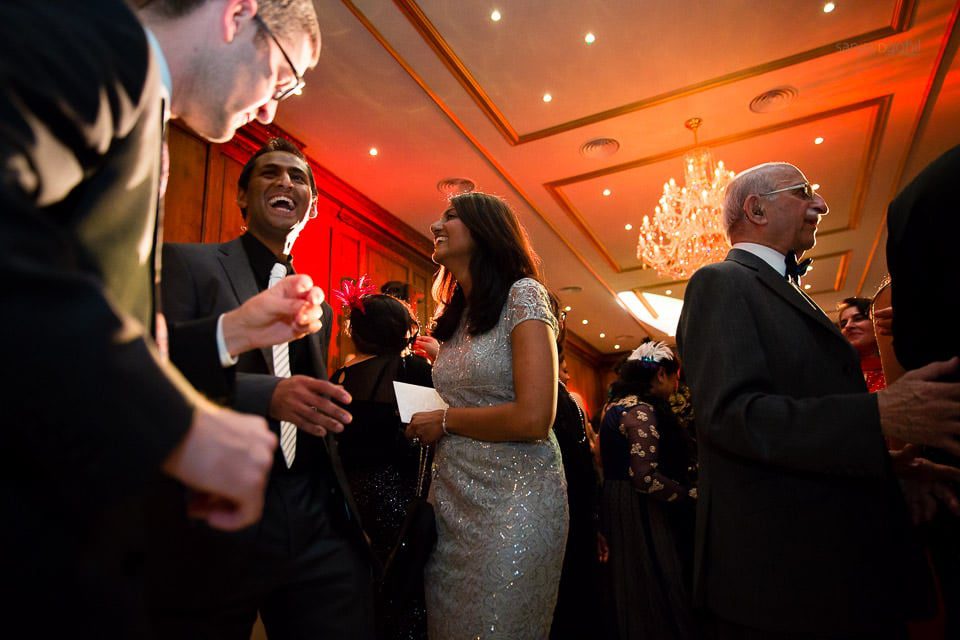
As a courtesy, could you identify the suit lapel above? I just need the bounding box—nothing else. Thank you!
[727,249,844,341]
[216,238,276,374]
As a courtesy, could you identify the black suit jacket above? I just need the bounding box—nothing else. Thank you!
[151,238,364,605]
[0,1,199,634]
[677,249,931,634]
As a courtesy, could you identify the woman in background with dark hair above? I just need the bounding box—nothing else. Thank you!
[330,278,433,640]
[837,296,886,392]
[600,341,699,640]
[405,192,568,639]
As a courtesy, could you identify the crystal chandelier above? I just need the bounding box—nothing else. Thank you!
[637,118,736,280]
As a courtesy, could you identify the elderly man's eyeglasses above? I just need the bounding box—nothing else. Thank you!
[253,14,305,102]
[758,182,817,200]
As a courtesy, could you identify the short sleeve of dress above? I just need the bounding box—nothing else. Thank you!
[505,278,558,336]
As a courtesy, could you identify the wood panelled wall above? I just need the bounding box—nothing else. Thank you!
[163,120,611,403]
[163,121,437,372]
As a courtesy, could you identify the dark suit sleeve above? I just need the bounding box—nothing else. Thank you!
[163,244,235,402]
[887,145,960,370]
[0,3,194,510]
[678,265,887,477]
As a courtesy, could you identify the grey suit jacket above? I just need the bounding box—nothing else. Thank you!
[677,248,930,633]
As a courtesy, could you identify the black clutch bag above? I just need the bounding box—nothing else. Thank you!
[380,444,437,600]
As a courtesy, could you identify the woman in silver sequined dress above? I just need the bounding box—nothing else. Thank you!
[406,192,569,639]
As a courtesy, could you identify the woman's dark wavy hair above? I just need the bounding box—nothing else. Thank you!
[346,294,418,356]
[430,192,544,341]
[608,342,680,402]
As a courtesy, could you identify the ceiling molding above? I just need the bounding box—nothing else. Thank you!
[564,331,604,367]
[343,0,646,329]
[546,95,892,274]
[394,0,914,145]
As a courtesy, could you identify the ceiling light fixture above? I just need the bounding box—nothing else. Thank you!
[811,183,821,191]
[599,333,605,338]
[582,319,589,325]
[614,344,620,350]
[823,2,836,13]
[637,117,735,279]
[665,289,673,295]
[368,147,379,157]
[804,284,812,290]
[542,93,553,103]
[584,32,596,44]
[602,188,612,196]
[814,136,824,145]
[625,223,633,231]
[564,305,572,312]
[490,9,501,21]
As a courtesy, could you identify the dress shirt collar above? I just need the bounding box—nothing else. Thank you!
[732,242,787,277]
[144,27,172,108]
[241,233,293,291]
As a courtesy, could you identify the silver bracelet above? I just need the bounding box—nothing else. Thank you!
[441,407,450,436]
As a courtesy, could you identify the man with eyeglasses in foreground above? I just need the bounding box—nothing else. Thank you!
[677,162,960,638]
[0,0,335,637]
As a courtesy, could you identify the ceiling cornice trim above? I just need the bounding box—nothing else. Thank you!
[546,95,892,274]
[393,0,914,145]
[342,0,648,337]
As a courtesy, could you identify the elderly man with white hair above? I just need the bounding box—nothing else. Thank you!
[677,162,960,639]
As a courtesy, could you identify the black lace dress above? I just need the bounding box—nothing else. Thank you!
[551,382,601,639]
[332,354,433,640]
[599,395,699,640]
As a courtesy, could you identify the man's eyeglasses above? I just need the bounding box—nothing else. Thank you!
[253,14,305,102]
[758,182,817,200]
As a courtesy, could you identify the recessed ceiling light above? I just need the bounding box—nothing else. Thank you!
[599,333,606,338]
[602,188,612,197]
[804,284,812,290]
[665,289,673,295]
[812,183,821,191]
[490,9,501,21]
[564,305,572,312]
[614,344,621,350]
[542,93,553,103]
[624,223,633,231]
[814,136,824,145]
[368,147,379,157]
[582,319,589,325]
[823,2,836,13]
[584,32,596,44]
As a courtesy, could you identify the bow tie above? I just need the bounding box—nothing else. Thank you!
[785,251,812,285]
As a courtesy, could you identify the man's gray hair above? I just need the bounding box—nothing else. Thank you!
[722,162,795,237]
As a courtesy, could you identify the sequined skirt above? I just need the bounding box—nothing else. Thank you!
[425,432,569,639]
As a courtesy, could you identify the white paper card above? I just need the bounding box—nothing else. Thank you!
[393,381,448,423]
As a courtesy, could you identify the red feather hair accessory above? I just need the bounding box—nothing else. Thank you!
[333,275,377,314]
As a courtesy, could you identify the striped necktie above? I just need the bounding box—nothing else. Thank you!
[268,262,296,468]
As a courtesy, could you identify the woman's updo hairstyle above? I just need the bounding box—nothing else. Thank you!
[609,340,679,400]
[347,294,418,356]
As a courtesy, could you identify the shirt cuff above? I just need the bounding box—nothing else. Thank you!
[216,314,239,368]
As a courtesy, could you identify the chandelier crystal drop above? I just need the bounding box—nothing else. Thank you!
[637,117,735,280]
